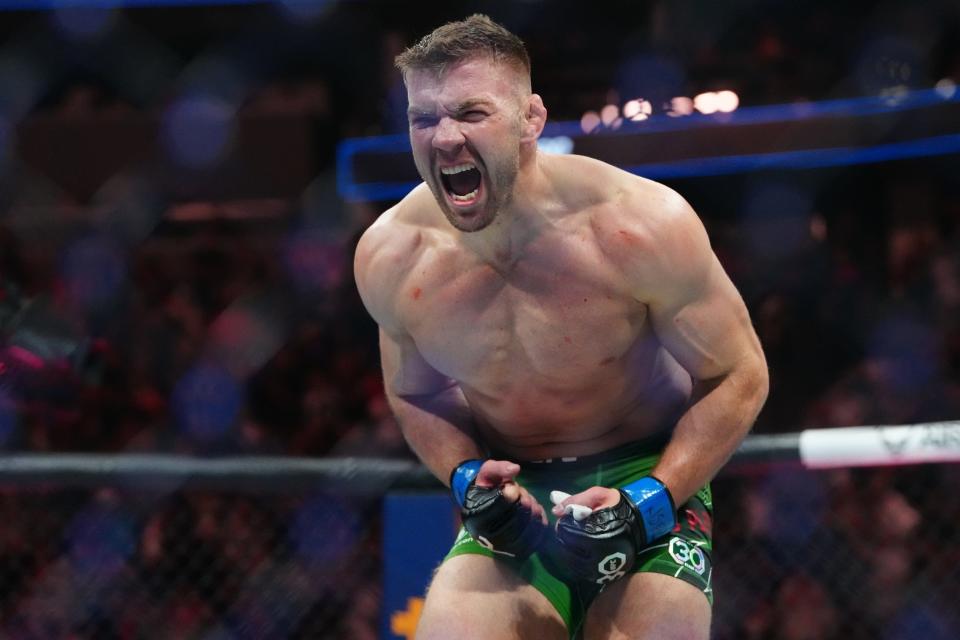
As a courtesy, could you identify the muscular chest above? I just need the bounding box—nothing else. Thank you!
[399,248,645,387]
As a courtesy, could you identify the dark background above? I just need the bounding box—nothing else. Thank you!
[0,1,958,638]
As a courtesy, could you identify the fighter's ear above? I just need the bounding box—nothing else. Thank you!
[521,94,547,143]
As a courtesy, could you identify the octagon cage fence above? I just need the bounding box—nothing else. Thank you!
[0,421,957,639]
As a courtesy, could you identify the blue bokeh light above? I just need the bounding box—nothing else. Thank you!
[171,362,242,442]
[65,507,136,579]
[161,94,235,169]
[289,494,362,565]
[62,234,126,310]
[868,312,938,393]
[0,389,17,447]
[886,604,956,640]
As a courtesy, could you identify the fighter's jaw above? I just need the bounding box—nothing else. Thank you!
[435,188,497,233]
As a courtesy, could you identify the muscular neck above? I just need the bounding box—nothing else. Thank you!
[459,150,555,269]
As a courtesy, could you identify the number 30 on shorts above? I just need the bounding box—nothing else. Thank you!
[667,538,707,575]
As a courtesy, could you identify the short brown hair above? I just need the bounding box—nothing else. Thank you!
[395,14,531,81]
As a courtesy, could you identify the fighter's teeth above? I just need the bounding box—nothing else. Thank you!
[451,188,479,202]
[440,163,476,175]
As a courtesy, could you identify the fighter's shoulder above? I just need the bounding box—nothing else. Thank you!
[356,185,438,263]
[567,161,711,289]
[574,162,702,255]
[354,186,439,323]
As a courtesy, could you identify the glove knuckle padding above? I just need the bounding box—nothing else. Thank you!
[554,497,642,585]
[461,485,545,559]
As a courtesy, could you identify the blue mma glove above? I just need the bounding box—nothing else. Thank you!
[554,476,676,585]
[450,459,546,560]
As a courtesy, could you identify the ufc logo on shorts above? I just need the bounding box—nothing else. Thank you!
[596,552,627,584]
[668,538,706,575]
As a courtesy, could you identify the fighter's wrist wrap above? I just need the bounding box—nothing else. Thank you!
[619,475,677,544]
[553,475,677,586]
[449,459,545,560]
[450,459,483,508]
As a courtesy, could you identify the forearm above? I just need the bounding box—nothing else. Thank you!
[652,364,768,504]
[386,384,485,485]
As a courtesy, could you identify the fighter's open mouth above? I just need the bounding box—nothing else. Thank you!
[440,163,482,202]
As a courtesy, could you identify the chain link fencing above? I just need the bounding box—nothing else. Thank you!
[710,465,960,640]
[0,458,957,639]
[0,483,384,639]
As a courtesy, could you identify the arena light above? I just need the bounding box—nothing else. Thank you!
[715,90,740,113]
[664,96,694,117]
[340,86,960,201]
[880,84,911,106]
[580,110,601,134]
[623,99,653,122]
[600,104,620,126]
[935,78,957,100]
[693,91,721,115]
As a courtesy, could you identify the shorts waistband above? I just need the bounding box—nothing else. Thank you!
[503,431,671,472]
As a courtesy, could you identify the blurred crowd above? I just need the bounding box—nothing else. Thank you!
[0,0,959,638]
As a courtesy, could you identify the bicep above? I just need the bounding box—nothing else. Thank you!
[649,255,760,381]
[379,328,456,396]
[638,197,762,381]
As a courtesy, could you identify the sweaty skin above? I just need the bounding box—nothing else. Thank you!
[354,56,768,518]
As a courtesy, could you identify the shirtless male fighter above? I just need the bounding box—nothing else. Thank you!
[354,14,768,640]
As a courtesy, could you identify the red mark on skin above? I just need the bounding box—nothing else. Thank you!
[600,356,615,366]
[412,287,422,300]
[563,336,572,344]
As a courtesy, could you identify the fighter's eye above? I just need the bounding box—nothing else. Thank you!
[461,111,486,122]
[411,116,437,129]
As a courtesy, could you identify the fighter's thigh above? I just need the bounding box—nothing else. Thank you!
[416,554,567,640]
[584,572,711,640]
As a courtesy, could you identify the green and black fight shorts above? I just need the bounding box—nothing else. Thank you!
[443,435,714,638]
